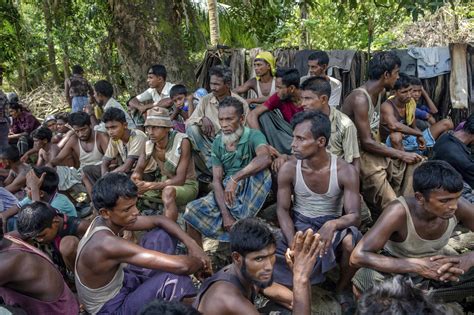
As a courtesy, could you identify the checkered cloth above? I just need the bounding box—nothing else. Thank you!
[183,169,272,242]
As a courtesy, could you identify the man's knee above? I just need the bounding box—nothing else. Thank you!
[162,186,177,204]
[389,132,403,145]
[440,118,454,130]
[342,234,355,252]
[186,124,202,138]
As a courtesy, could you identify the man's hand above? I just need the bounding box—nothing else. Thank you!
[417,136,426,151]
[285,229,320,276]
[20,154,29,163]
[131,172,141,183]
[26,169,45,190]
[315,221,336,257]
[416,256,463,282]
[431,255,471,282]
[200,117,215,138]
[224,177,238,207]
[189,246,213,279]
[135,180,153,195]
[398,151,423,164]
[222,213,236,232]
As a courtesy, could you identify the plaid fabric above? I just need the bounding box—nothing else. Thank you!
[183,169,272,241]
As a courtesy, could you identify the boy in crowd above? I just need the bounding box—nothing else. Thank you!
[411,76,438,129]
[351,161,474,301]
[131,107,198,221]
[8,102,41,155]
[75,173,210,314]
[169,84,193,133]
[0,145,31,195]
[100,107,147,176]
[380,73,452,154]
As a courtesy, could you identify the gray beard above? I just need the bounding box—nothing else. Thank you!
[222,125,244,145]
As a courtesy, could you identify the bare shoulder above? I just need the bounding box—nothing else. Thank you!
[201,281,256,314]
[342,89,369,113]
[279,158,297,178]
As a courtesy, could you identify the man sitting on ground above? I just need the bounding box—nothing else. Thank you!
[0,217,79,315]
[0,145,31,195]
[341,51,422,219]
[89,79,136,131]
[184,96,272,245]
[195,218,321,315]
[128,64,175,128]
[350,161,474,301]
[247,68,302,155]
[75,173,210,314]
[186,65,249,178]
[50,111,108,198]
[380,73,453,154]
[17,201,89,273]
[0,188,18,232]
[100,107,147,176]
[233,51,277,105]
[411,76,438,129]
[300,50,342,107]
[274,111,361,310]
[432,114,474,202]
[272,76,359,172]
[131,108,198,221]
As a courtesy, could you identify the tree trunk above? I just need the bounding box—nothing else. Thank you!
[207,0,220,47]
[107,0,195,93]
[299,1,308,49]
[42,0,61,85]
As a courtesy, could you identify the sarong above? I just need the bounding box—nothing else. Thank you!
[273,212,362,286]
[258,110,293,155]
[97,228,197,314]
[56,166,82,191]
[183,169,272,242]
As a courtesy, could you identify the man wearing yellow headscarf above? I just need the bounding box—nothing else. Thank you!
[233,51,277,105]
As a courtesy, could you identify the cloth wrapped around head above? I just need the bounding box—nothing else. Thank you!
[255,51,276,80]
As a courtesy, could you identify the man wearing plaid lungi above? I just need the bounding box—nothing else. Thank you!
[183,96,272,245]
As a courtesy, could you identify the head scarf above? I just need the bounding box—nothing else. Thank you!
[255,51,276,80]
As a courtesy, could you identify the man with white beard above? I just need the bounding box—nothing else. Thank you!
[183,96,272,246]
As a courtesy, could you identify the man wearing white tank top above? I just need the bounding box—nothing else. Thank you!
[274,111,362,311]
[351,161,474,302]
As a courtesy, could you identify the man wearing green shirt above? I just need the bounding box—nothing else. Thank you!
[184,97,272,245]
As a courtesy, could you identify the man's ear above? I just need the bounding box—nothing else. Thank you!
[414,192,425,203]
[99,207,111,219]
[321,94,329,105]
[231,251,243,267]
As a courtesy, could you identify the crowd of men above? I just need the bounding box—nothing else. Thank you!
[0,50,473,315]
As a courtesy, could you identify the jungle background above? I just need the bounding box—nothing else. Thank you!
[1,0,473,115]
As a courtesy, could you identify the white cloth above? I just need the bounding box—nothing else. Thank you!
[136,82,175,103]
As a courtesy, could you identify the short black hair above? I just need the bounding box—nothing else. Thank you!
[33,166,59,195]
[94,80,114,98]
[393,73,411,90]
[300,76,331,98]
[462,113,474,134]
[0,145,20,161]
[139,300,201,315]
[9,102,23,111]
[276,68,300,89]
[72,65,84,75]
[218,96,244,117]
[291,110,331,147]
[209,65,232,85]
[170,84,188,99]
[308,50,329,66]
[368,51,401,80]
[148,64,167,80]
[413,161,463,199]
[410,76,422,86]
[32,127,53,142]
[102,107,126,124]
[92,173,138,210]
[69,111,91,127]
[230,218,275,257]
[55,112,69,122]
[17,201,57,239]
[357,275,449,315]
